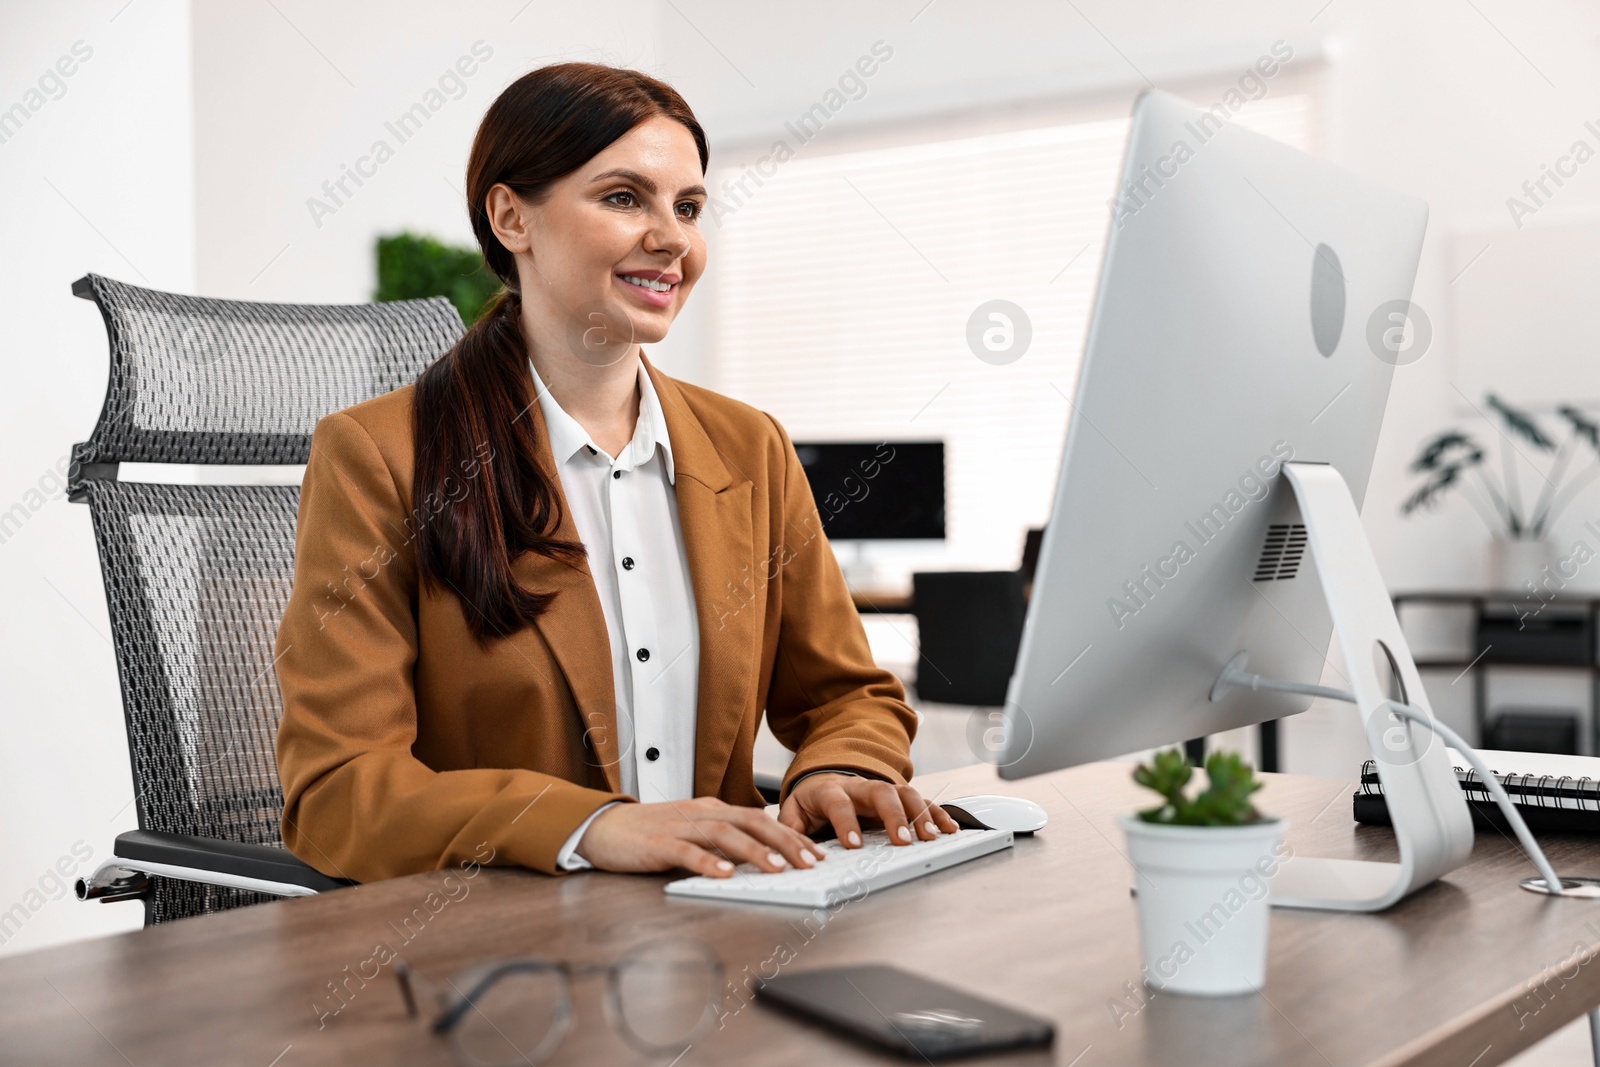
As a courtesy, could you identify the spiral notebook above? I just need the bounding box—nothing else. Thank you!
[1353,750,1600,835]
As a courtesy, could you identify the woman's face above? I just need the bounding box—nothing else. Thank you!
[495,115,708,359]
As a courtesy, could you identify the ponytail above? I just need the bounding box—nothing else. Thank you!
[413,288,583,641]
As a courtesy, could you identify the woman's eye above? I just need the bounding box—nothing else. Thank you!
[606,191,637,208]
[677,201,703,220]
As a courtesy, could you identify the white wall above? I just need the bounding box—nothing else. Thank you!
[188,2,663,294]
[6,0,1600,956]
[0,0,196,954]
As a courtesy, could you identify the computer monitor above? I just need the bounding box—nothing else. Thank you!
[1000,90,1427,780]
[998,90,1474,910]
[793,441,945,541]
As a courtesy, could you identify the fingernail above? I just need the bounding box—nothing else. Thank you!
[924,821,937,836]
[768,852,786,868]
[799,851,816,866]
[896,826,913,843]
[716,859,734,871]
[847,831,861,847]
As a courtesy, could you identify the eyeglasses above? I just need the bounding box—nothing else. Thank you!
[394,938,723,1066]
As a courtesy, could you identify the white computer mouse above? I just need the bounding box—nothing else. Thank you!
[940,794,1048,834]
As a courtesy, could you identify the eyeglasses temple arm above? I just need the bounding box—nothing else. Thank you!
[394,959,420,1019]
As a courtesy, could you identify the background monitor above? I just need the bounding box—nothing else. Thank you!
[793,441,946,541]
[999,90,1429,778]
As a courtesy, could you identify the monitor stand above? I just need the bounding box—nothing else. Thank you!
[836,541,880,590]
[1217,462,1475,912]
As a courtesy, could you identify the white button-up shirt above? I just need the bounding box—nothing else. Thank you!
[535,361,701,869]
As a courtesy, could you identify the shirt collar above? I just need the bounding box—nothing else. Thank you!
[531,359,676,484]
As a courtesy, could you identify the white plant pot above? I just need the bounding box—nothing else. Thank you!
[1488,537,1554,593]
[1118,814,1286,996]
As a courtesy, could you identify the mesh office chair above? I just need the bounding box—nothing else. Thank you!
[68,273,464,925]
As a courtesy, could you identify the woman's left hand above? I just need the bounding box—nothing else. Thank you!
[778,772,961,848]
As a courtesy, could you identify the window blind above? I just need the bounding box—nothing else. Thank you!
[708,93,1313,573]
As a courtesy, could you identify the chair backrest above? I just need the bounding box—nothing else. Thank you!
[911,570,1028,707]
[70,274,463,923]
[1020,527,1045,587]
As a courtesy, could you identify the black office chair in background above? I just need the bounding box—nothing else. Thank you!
[911,570,1029,706]
[67,273,464,924]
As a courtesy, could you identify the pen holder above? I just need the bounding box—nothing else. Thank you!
[1118,814,1285,996]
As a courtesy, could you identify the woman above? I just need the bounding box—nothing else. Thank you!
[274,62,958,885]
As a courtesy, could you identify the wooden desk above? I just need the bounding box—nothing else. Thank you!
[7,761,1600,1066]
[850,587,915,614]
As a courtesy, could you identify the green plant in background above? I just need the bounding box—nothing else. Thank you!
[1132,748,1265,826]
[1402,393,1600,538]
[374,232,502,325]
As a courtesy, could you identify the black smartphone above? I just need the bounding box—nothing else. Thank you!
[754,963,1054,1060]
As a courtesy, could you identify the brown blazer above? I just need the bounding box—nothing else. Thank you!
[274,353,917,883]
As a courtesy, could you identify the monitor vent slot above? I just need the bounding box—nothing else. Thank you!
[1253,523,1307,581]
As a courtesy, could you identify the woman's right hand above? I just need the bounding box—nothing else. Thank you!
[575,797,826,877]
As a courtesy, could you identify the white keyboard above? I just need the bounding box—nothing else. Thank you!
[664,828,1013,908]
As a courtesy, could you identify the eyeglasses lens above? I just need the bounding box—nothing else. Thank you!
[452,969,569,1067]
[614,942,720,1051]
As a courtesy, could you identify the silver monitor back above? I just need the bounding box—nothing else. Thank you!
[999,89,1428,778]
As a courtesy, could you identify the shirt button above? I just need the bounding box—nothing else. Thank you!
[646,747,661,761]
[636,648,650,662]
[612,470,622,479]
[621,557,635,570]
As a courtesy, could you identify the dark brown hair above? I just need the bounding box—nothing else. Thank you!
[412,63,709,642]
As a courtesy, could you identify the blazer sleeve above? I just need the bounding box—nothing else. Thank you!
[760,415,918,797]
[274,411,629,883]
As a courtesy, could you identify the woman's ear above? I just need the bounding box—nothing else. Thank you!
[484,183,533,255]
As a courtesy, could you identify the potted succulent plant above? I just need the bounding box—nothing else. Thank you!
[1118,749,1286,996]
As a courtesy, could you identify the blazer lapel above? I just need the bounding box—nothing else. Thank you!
[512,398,624,793]
[643,355,760,797]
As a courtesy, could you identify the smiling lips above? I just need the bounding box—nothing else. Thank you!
[615,270,678,308]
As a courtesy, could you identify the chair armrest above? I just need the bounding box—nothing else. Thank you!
[113,830,351,892]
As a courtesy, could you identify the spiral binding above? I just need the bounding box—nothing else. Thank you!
[1361,759,1600,812]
